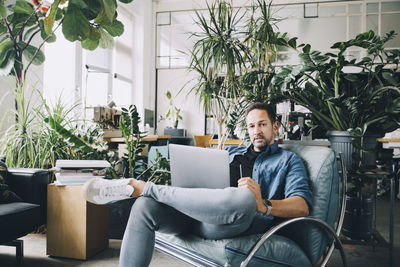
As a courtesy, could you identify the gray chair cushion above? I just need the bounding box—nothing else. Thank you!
[0,202,40,243]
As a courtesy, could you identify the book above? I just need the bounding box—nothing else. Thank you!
[54,160,110,186]
[55,160,111,169]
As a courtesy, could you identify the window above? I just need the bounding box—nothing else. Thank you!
[43,7,134,121]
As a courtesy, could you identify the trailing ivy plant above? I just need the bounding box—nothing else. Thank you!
[119,105,146,178]
[0,0,132,83]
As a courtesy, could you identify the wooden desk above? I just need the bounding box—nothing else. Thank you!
[103,135,171,143]
[377,138,400,143]
[208,139,244,146]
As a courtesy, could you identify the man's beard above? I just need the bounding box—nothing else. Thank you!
[252,134,271,150]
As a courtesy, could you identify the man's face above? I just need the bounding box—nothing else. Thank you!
[246,109,279,152]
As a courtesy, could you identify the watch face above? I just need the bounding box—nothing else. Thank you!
[263,199,272,207]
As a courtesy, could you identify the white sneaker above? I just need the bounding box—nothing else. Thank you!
[82,178,134,205]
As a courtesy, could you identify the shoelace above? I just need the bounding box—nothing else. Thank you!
[100,184,126,197]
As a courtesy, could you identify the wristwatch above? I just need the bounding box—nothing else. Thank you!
[263,199,272,216]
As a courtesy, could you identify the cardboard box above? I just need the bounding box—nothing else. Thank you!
[47,184,109,260]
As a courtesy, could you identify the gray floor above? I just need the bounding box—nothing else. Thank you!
[0,195,399,267]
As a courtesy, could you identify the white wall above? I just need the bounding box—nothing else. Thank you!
[130,0,156,120]
[156,69,204,137]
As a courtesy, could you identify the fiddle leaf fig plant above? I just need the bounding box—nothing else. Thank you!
[0,0,133,82]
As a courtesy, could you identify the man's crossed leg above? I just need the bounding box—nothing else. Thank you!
[82,178,256,267]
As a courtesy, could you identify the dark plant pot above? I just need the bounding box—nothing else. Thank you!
[360,133,381,169]
[164,127,186,137]
[327,130,380,170]
[342,193,373,240]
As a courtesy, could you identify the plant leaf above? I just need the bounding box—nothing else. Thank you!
[13,0,34,15]
[0,2,6,19]
[23,44,45,65]
[62,5,90,42]
[81,27,100,50]
[101,20,124,37]
[98,27,114,49]
[302,44,311,54]
[44,0,61,35]
[103,0,116,21]
[0,40,15,75]
[118,0,133,3]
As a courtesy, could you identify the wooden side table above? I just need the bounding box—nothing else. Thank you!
[46,184,109,260]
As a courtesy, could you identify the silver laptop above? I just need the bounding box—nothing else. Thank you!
[169,144,230,189]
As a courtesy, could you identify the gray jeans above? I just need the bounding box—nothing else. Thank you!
[119,182,257,267]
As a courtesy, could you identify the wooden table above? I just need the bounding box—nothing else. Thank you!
[103,135,171,149]
[103,135,171,143]
[208,139,244,146]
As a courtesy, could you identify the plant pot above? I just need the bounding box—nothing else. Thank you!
[164,127,186,137]
[327,130,380,170]
[327,131,356,170]
[342,193,373,240]
[359,133,381,169]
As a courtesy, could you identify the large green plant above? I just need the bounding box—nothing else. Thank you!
[273,30,400,137]
[0,81,104,168]
[188,0,247,149]
[188,0,296,147]
[0,0,132,82]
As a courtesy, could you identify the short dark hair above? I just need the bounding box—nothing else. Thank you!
[245,102,276,123]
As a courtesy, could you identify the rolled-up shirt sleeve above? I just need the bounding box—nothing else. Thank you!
[284,154,313,210]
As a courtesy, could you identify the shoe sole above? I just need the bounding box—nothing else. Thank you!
[82,177,102,205]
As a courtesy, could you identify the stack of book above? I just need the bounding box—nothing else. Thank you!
[54,160,111,186]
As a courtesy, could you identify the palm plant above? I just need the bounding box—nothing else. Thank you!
[187,1,297,147]
[187,0,247,149]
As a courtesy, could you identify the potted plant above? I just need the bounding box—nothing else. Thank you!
[273,30,400,240]
[164,90,185,136]
[273,30,400,170]
[187,0,295,148]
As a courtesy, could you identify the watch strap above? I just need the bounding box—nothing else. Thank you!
[263,199,272,216]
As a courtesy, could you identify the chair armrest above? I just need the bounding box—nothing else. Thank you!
[240,217,347,267]
[6,168,50,224]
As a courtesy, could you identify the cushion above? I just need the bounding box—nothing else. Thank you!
[0,202,40,243]
[157,232,312,267]
[0,161,22,204]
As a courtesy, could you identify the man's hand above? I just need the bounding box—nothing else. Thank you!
[238,177,267,214]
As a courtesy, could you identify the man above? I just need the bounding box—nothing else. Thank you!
[82,102,312,267]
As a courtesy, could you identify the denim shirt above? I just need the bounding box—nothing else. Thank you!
[226,141,312,231]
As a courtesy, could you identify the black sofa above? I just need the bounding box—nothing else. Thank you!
[0,167,50,264]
